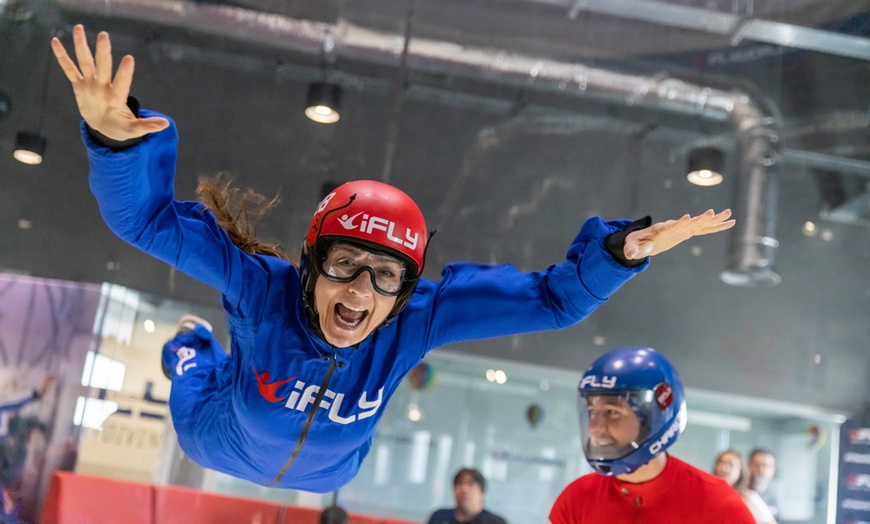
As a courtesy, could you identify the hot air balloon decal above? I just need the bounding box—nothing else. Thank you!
[527,403,544,428]
[407,361,436,390]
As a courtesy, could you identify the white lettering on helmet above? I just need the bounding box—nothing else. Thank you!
[315,192,336,214]
[657,389,670,405]
[366,216,389,235]
[336,212,418,250]
[649,419,682,455]
[404,229,418,251]
[579,375,617,389]
[386,222,402,244]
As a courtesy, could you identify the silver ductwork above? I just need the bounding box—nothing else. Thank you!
[720,98,781,287]
[53,0,782,286]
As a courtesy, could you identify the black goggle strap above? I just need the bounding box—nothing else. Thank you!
[301,193,360,339]
[414,230,436,277]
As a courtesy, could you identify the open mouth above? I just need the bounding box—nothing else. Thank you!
[335,303,368,328]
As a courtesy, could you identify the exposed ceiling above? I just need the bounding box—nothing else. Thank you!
[1,0,869,414]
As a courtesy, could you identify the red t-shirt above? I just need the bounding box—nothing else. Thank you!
[548,455,756,524]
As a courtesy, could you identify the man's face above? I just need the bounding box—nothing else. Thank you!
[453,475,485,515]
[585,395,641,458]
[749,452,775,482]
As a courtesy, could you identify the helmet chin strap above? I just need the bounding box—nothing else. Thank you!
[299,247,325,341]
[301,194,358,340]
[379,230,436,326]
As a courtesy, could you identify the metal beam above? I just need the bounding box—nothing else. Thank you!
[783,149,870,178]
[732,19,870,61]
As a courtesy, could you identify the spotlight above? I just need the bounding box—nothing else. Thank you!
[305,82,341,124]
[13,131,47,165]
[687,146,724,186]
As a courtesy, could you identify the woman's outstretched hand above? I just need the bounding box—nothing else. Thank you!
[624,209,735,260]
[51,24,169,141]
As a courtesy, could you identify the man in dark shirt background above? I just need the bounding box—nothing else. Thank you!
[748,448,780,519]
[428,468,507,524]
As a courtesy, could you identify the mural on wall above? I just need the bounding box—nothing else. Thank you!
[0,274,102,524]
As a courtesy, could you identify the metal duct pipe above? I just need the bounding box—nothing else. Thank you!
[53,0,781,286]
[720,98,782,287]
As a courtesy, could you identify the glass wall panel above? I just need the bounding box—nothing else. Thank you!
[340,352,588,522]
[72,284,223,487]
[2,272,844,523]
[0,273,103,523]
[335,352,846,523]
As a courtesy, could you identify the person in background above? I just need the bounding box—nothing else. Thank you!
[0,375,53,524]
[428,468,507,524]
[319,505,348,524]
[52,25,735,493]
[548,346,756,523]
[748,448,779,519]
[0,376,53,441]
[713,449,777,524]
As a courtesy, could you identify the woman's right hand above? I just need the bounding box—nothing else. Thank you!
[51,24,169,141]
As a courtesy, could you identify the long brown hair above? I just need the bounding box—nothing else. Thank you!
[196,172,296,264]
[714,449,750,492]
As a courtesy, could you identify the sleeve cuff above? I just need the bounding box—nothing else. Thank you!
[85,96,146,151]
[605,215,652,268]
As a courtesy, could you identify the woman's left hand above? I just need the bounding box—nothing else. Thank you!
[51,25,169,141]
[624,209,735,260]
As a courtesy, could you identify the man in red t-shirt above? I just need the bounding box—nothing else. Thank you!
[549,347,755,524]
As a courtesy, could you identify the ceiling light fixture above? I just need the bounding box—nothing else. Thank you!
[13,33,54,165]
[13,131,47,165]
[304,82,341,124]
[687,146,725,186]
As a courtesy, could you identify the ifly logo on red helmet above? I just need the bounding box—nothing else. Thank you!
[848,427,870,445]
[337,212,419,251]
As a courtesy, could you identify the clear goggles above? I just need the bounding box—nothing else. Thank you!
[321,242,407,296]
[579,391,658,461]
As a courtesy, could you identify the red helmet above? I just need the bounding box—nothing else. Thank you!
[306,180,428,276]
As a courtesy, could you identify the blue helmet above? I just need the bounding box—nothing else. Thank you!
[577,346,687,476]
